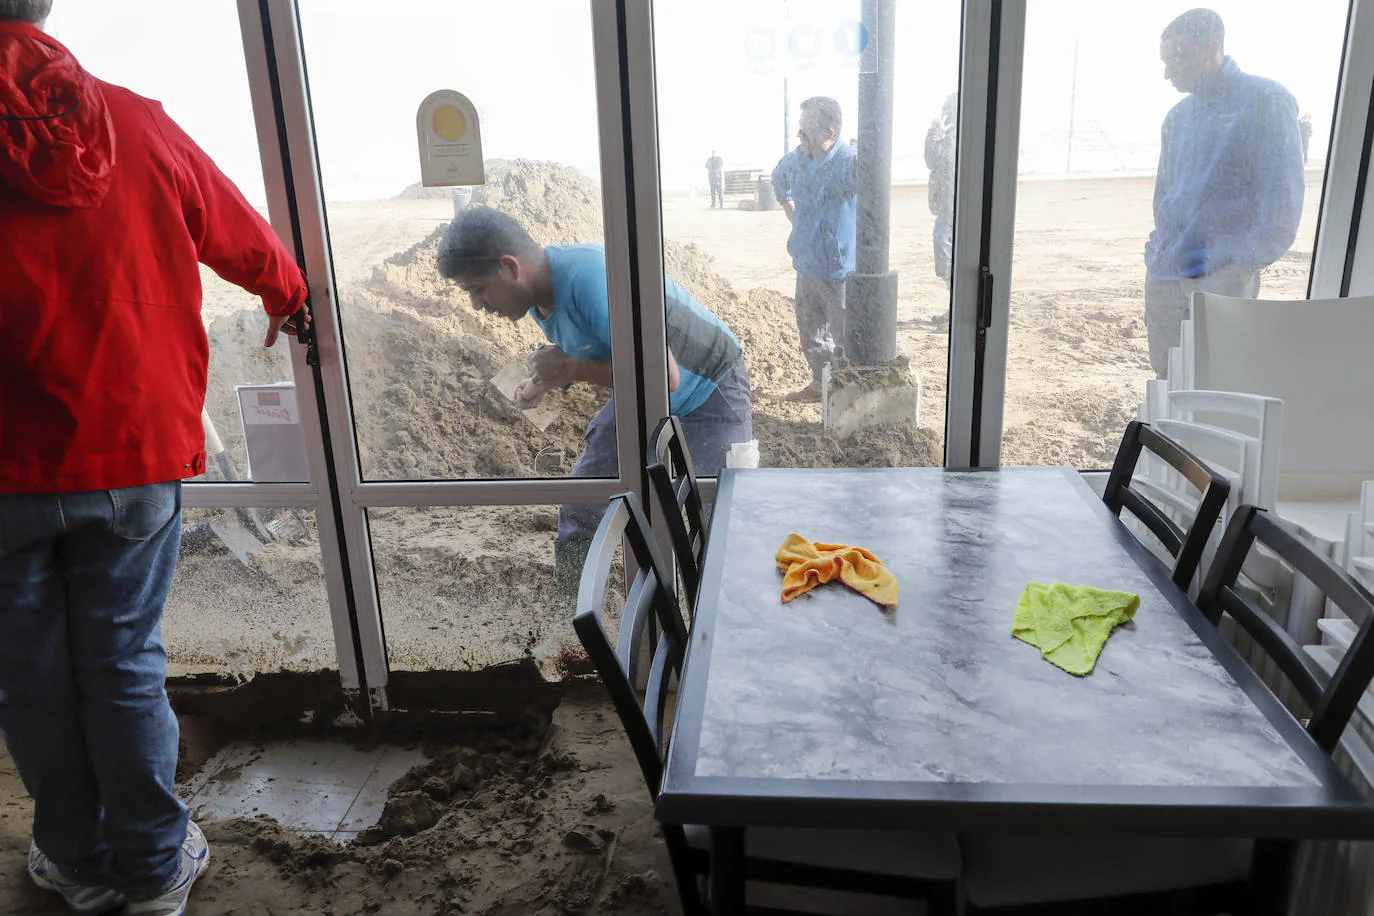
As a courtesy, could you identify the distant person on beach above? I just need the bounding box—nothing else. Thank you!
[705,150,724,208]
[436,206,753,556]
[1298,114,1313,165]
[770,96,858,402]
[925,91,958,291]
[1145,7,1304,377]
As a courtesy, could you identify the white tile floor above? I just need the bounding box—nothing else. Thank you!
[178,741,427,843]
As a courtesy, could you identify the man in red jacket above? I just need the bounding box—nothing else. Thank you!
[0,3,309,913]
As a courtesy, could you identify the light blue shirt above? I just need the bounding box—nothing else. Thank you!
[770,141,858,282]
[533,245,743,416]
[1147,58,1304,280]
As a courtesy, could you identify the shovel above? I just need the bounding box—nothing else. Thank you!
[183,408,268,566]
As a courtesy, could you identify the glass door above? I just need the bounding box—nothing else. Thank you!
[646,0,965,471]
[290,0,646,685]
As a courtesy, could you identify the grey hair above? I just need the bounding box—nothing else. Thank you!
[1162,8,1225,48]
[0,0,52,23]
[800,96,843,136]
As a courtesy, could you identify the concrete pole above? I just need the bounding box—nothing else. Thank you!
[846,0,898,365]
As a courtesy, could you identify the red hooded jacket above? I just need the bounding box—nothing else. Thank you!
[0,21,307,493]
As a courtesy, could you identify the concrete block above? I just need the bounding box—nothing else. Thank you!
[822,359,921,439]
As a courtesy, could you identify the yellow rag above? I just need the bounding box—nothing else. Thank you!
[1012,582,1139,676]
[775,533,898,607]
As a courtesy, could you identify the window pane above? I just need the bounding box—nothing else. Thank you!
[369,506,619,677]
[297,2,621,483]
[653,0,960,470]
[1002,1,1343,467]
[167,507,334,675]
[46,2,305,483]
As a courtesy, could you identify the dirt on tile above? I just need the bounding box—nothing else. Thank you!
[0,686,680,915]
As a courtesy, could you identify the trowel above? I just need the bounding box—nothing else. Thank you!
[490,358,561,431]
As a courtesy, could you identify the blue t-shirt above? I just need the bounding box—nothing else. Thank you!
[532,244,743,416]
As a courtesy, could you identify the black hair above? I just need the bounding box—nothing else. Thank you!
[435,206,541,280]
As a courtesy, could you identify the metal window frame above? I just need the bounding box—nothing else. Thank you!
[1312,0,1374,298]
[945,0,1023,468]
[174,0,371,702]
[232,0,650,711]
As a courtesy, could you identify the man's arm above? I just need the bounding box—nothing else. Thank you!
[153,100,307,322]
[1244,90,1305,271]
[527,346,679,392]
[771,152,797,222]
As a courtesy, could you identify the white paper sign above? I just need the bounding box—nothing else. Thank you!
[236,384,310,482]
[417,89,485,187]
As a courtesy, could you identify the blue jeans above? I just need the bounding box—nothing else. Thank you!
[0,483,187,896]
[559,360,754,540]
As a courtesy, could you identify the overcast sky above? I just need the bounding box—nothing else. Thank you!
[45,0,1350,204]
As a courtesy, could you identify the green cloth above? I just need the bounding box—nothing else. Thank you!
[1012,582,1139,676]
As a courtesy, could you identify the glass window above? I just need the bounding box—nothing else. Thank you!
[369,506,620,678]
[296,1,622,484]
[652,0,961,470]
[1001,1,1345,467]
[167,507,333,676]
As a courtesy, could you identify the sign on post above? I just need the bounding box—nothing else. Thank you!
[416,90,485,187]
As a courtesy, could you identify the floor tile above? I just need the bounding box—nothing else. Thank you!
[338,746,428,832]
[191,774,360,832]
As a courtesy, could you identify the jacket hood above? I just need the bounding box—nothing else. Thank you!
[0,20,115,208]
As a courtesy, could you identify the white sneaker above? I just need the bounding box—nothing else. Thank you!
[125,821,210,916]
[27,842,126,915]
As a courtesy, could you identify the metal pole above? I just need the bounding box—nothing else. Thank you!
[783,76,790,157]
[846,0,898,363]
[1066,39,1078,174]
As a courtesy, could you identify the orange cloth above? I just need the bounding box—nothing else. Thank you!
[775,533,898,607]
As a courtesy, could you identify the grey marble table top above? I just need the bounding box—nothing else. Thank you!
[657,467,1374,838]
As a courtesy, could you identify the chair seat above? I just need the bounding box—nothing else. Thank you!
[684,823,962,881]
[962,833,1253,907]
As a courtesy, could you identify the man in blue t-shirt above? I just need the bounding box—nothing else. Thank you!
[770,96,857,401]
[1145,8,1304,377]
[436,207,753,542]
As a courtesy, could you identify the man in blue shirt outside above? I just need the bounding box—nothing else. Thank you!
[771,96,858,401]
[1145,8,1304,377]
[436,207,753,543]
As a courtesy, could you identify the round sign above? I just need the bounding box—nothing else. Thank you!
[432,105,467,142]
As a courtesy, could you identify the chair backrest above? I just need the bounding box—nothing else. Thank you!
[1199,505,1374,754]
[1167,390,1283,511]
[1190,292,1374,497]
[1346,481,1374,591]
[647,416,710,612]
[1103,421,1232,588]
[572,491,702,914]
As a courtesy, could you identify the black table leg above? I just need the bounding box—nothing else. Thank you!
[709,826,746,916]
[1251,838,1296,916]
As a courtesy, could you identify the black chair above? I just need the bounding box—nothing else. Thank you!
[647,415,711,612]
[962,505,1374,916]
[1198,505,1374,755]
[1103,420,1231,589]
[573,492,961,916]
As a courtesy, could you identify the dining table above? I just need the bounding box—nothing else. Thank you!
[656,466,1374,915]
